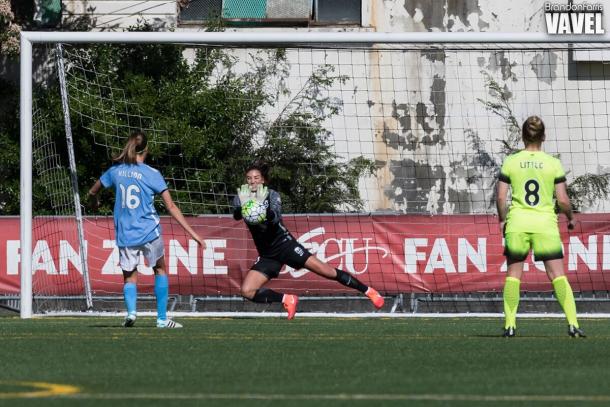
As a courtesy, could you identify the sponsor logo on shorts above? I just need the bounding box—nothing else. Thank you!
[294,246,305,257]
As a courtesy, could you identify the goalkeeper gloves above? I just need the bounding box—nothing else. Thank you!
[237,184,268,206]
[254,185,268,203]
[237,184,252,206]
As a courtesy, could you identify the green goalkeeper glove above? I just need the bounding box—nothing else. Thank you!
[254,185,268,203]
[237,184,252,206]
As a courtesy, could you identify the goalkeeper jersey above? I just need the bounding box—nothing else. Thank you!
[232,189,293,255]
[498,150,566,234]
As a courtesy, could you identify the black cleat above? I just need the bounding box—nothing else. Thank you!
[502,327,516,337]
[568,325,586,338]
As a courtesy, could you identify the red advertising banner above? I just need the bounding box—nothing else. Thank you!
[1,214,609,296]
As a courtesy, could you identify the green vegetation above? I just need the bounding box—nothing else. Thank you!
[0,78,19,214]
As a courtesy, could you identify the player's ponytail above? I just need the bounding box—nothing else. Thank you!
[522,116,545,145]
[113,131,148,164]
[246,159,270,182]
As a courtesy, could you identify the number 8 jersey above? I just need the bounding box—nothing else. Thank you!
[100,163,168,247]
[499,150,566,234]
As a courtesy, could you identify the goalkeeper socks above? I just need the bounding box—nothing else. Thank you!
[154,274,169,321]
[123,282,137,316]
[252,288,284,303]
[335,269,368,293]
[503,277,520,329]
[552,275,579,328]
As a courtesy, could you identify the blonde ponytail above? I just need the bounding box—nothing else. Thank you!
[113,131,148,164]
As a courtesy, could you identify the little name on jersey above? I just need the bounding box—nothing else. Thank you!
[519,161,543,169]
[118,170,143,180]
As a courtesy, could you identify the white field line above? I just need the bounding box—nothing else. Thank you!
[49,392,610,402]
[37,311,610,318]
[2,381,609,402]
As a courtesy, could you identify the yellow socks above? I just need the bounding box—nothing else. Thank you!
[503,277,520,329]
[552,276,579,328]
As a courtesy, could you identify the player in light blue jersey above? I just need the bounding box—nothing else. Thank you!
[88,131,203,328]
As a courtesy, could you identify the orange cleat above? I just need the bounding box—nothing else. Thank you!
[366,287,384,310]
[282,294,298,320]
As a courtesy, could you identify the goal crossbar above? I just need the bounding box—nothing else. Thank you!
[20,31,610,44]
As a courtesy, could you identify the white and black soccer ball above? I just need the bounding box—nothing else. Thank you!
[241,199,267,225]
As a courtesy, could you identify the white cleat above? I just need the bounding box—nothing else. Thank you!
[123,313,137,328]
[157,319,183,329]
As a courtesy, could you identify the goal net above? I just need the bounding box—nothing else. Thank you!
[16,33,610,316]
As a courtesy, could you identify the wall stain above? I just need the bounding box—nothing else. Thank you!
[381,122,407,151]
[447,0,490,31]
[403,0,490,31]
[486,51,517,81]
[530,51,558,84]
[403,0,445,29]
[428,76,446,144]
[392,101,412,132]
[387,159,446,214]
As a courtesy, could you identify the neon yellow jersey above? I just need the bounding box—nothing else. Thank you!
[499,150,566,234]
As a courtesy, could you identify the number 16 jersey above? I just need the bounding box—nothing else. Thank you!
[100,163,168,247]
[498,150,566,234]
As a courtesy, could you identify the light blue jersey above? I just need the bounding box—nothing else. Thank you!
[100,163,168,247]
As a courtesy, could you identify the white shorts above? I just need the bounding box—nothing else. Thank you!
[119,238,165,272]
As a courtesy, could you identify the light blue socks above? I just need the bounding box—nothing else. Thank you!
[154,275,169,321]
[123,282,137,316]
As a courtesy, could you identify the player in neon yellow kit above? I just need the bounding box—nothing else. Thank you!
[496,116,584,338]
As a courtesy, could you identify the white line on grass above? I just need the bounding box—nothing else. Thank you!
[53,392,610,402]
[38,311,610,319]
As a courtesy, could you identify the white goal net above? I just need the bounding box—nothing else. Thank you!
[15,32,610,317]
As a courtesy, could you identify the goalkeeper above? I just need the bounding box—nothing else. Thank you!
[497,116,584,338]
[232,160,385,319]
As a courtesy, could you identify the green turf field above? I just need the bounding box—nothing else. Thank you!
[0,317,609,406]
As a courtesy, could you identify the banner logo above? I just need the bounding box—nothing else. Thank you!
[283,227,390,278]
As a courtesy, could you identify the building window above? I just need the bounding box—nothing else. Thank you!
[314,0,361,25]
[179,0,361,26]
[180,0,223,23]
[34,0,62,27]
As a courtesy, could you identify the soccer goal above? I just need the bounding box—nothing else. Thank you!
[16,31,610,318]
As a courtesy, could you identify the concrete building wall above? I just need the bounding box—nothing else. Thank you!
[62,0,177,29]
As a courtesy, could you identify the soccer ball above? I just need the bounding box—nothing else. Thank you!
[242,199,267,225]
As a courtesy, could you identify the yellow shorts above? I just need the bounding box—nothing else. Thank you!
[504,232,563,262]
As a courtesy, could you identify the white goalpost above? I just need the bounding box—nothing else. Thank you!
[19,31,610,318]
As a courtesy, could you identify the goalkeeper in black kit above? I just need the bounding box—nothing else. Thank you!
[232,160,385,319]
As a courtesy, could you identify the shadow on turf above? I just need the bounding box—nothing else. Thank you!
[87,324,148,329]
[471,334,558,338]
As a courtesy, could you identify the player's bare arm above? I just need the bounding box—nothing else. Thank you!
[160,189,203,246]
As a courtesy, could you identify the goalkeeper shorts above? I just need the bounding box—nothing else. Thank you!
[504,232,563,262]
[251,239,312,279]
